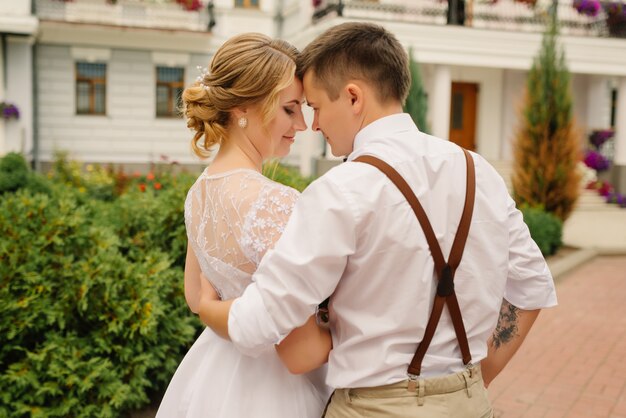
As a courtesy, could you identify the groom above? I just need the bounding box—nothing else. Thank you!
[200,22,556,417]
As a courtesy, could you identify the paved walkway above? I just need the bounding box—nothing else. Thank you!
[489,256,626,418]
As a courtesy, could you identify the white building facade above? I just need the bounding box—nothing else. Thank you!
[0,0,38,158]
[8,0,626,188]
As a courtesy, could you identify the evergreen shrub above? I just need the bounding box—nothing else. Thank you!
[0,188,197,416]
[521,205,563,256]
[511,23,581,221]
[0,153,52,197]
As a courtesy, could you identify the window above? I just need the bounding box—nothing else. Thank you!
[76,62,106,115]
[156,66,184,118]
[235,0,259,8]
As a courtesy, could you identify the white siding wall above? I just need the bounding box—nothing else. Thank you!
[37,44,215,165]
[500,69,527,161]
[571,73,589,138]
[5,36,34,156]
[586,75,612,131]
[448,66,504,161]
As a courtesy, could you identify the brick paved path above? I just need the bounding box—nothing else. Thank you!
[489,256,626,418]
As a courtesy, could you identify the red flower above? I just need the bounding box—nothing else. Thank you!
[139,183,146,192]
[146,172,155,181]
[154,182,162,190]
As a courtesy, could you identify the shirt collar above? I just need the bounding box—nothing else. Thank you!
[347,113,418,161]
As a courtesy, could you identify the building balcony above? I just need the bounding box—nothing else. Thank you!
[1,0,38,35]
[313,0,624,39]
[35,0,212,32]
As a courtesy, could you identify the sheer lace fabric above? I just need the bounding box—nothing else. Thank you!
[184,168,299,300]
[157,168,329,418]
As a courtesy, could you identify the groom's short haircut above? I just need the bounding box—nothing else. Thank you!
[296,22,410,104]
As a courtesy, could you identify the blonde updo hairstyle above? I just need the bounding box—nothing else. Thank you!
[183,33,299,158]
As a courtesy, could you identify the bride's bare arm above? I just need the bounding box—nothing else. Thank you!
[184,244,202,313]
[186,244,221,315]
[276,316,332,374]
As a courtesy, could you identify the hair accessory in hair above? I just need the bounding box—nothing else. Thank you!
[196,65,210,91]
[238,117,248,129]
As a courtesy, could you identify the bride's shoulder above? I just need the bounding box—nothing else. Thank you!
[186,168,299,205]
[251,175,300,214]
[221,169,300,198]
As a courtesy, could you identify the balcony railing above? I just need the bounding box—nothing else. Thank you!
[35,0,211,32]
[314,0,619,38]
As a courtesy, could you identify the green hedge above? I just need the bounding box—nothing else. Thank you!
[0,189,199,417]
[0,153,52,197]
[521,206,563,256]
[262,161,314,192]
[0,153,314,416]
[0,155,199,417]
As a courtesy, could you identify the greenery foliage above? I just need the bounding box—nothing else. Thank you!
[0,164,198,416]
[262,161,314,192]
[520,206,563,256]
[511,22,581,221]
[0,153,52,197]
[403,48,429,133]
[0,152,313,416]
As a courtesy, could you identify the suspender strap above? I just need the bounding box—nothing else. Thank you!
[354,149,476,377]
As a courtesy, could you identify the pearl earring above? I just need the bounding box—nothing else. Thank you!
[238,117,248,129]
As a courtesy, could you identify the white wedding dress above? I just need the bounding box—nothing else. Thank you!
[156,168,330,418]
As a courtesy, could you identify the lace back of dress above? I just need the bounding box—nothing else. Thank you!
[184,170,299,299]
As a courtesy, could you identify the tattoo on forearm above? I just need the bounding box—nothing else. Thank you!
[491,300,520,349]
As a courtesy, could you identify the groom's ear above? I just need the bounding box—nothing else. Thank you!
[345,83,364,115]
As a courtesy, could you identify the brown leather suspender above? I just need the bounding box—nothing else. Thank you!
[354,149,476,378]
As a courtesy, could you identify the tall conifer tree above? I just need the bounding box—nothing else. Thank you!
[512,22,581,221]
[404,48,429,133]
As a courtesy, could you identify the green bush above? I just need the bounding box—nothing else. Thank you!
[47,152,117,202]
[0,152,30,194]
[0,153,313,416]
[511,22,581,221]
[0,189,198,417]
[263,161,314,192]
[0,153,52,197]
[521,206,563,256]
[103,173,196,269]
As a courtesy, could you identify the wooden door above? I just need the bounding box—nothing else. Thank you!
[449,82,478,151]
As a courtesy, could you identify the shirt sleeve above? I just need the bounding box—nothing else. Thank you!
[228,175,357,357]
[504,194,558,310]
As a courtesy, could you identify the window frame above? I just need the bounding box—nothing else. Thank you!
[155,66,185,118]
[75,62,107,116]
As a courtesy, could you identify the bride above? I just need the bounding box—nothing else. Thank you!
[156,33,332,417]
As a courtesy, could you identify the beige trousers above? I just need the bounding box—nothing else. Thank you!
[324,365,494,418]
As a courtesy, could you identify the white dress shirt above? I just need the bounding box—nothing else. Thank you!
[229,113,557,389]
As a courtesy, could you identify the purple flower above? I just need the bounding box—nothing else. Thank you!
[584,150,611,172]
[604,1,626,18]
[0,102,20,120]
[573,0,601,16]
[606,192,626,205]
[589,129,614,149]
